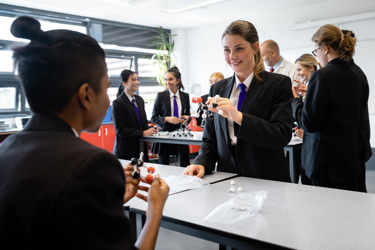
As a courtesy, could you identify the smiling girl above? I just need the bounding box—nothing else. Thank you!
[183,20,294,182]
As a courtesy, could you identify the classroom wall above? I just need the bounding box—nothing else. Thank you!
[172,2,375,148]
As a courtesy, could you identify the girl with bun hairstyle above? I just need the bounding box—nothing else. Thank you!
[183,20,294,182]
[112,69,157,161]
[292,24,361,191]
[151,66,191,167]
[0,16,169,249]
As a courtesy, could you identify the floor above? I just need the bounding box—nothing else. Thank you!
[149,170,375,250]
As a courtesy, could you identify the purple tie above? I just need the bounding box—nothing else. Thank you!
[132,99,142,127]
[237,83,247,111]
[173,95,179,118]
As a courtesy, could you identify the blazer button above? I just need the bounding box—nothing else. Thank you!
[241,168,246,173]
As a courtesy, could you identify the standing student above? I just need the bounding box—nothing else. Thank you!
[293,53,321,98]
[342,29,372,193]
[0,16,169,250]
[292,54,321,185]
[151,67,191,167]
[292,24,361,191]
[112,70,157,161]
[183,20,294,182]
[196,72,224,126]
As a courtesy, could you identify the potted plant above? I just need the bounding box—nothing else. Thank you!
[150,27,177,88]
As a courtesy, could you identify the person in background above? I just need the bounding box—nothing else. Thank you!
[342,29,372,193]
[293,53,321,99]
[112,69,157,161]
[196,72,225,126]
[292,24,360,191]
[260,39,300,84]
[184,20,293,182]
[151,67,191,167]
[0,16,169,250]
[293,54,321,185]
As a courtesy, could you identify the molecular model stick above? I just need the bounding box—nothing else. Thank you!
[131,152,155,182]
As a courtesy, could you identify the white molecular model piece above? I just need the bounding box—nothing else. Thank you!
[230,180,235,185]
[213,95,223,116]
[237,187,243,193]
[229,187,236,193]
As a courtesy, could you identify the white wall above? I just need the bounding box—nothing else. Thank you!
[173,2,375,146]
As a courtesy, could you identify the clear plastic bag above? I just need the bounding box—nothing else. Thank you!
[164,175,209,193]
[204,191,268,224]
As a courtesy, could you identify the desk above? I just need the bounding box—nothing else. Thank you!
[130,176,375,250]
[141,132,302,184]
[119,159,237,235]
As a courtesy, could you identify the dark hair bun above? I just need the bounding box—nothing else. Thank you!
[10,16,45,42]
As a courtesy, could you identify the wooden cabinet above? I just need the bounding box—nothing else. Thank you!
[80,123,115,153]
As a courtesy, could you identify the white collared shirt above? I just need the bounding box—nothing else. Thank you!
[125,92,138,108]
[71,127,79,138]
[169,89,182,118]
[228,72,254,145]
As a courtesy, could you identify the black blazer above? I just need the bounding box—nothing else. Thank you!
[194,72,293,182]
[112,92,150,160]
[292,58,361,183]
[0,113,137,250]
[151,90,190,155]
[348,59,372,163]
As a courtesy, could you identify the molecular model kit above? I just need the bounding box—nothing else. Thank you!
[131,152,155,182]
[192,95,222,128]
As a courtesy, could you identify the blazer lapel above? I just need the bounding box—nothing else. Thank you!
[218,76,235,147]
[240,74,265,114]
[122,93,141,128]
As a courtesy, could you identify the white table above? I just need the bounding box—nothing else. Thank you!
[141,132,303,183]
[130,176,375,250]
[119,159,237,236]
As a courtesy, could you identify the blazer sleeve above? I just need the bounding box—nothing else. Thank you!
[151,92,166,126]
[292,71,328,133]
[55,152,137,250]
[183,92,191,122]
[112,99,143,138]
[237,76,294,149]
[138,96,150,130]
[193,88,219,174]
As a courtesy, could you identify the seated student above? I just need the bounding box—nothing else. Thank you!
[0,16,169,250]
[196,72,224,126]
[112,69,157,161]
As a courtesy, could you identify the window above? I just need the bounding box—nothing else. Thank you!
[0,86,17,110]
[0,4,170,118]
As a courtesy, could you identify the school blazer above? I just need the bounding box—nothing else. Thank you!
[194,72,293,182]
[348,59,372,163]
[292,58,361,183]
[151,90,190,155]
[112,93,150,160]
[0,113,137,250]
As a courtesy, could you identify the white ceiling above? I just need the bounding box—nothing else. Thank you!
[2,0,375,30]
[1,0,331,29]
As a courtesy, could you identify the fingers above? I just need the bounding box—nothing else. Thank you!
[136,193,147,202]
[138,185,150,193]
[293,79,302,85]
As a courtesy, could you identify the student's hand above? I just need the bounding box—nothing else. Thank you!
[180,115,190,123]
[123,163,142,203]
[208,97,243,125]
[165,116,181,124]
[139,175,169,216]
[183,164,205,178]
[143,127,157,136]
[296,128,304,139]
[293,80,307,97]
